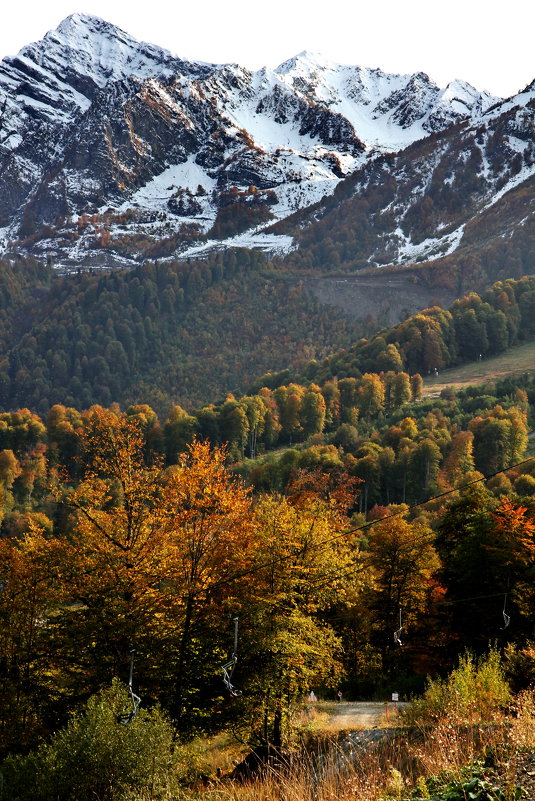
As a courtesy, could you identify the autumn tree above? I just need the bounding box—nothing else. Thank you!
[46,409,172,702]
[359,373,385,421]
[408,437,442,498]
[410,373,423,402]
[321,380,341,429]
[338,377,360,425]
[469,405,528,474]
[14,444,47,507]
[301,384,326,437]
[0,532,66,755]
[274,383,305,442]
[489,498,535,637]
[219,396,249,457]
[392,371,411,408]
[441,430,475,486]
[0,409,46,455]
[241,492,359,746]
[126,403,163,460]
[161,440,254,724]
[241,395,266,458]
[46,405,83,470]
[376,343,404,372]
[257,387,282,448]
[195,405,221,444]
[164,405,197,463]
[365,511,439,656]
[0,449,22,525]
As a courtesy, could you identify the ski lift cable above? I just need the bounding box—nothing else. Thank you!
[205,457,535,596]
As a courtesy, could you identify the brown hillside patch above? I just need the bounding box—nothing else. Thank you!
[422,341,535,398]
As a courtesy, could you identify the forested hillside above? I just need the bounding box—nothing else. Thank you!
[1,361,534,759]
[2,254,535,417]
[0,251,362,414]
[2,261,535,801]
[276,180,535,298]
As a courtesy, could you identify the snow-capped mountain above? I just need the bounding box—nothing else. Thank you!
[0,14,503,269]
[277,78,535,274]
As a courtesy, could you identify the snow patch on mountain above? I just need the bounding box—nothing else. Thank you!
[481,161,535,213]
[273,52,498,151]
[384,224,467,267]
[180,230,295,260]
[120,158,217,219]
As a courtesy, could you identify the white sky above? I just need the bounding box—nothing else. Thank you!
[2,0,534,98]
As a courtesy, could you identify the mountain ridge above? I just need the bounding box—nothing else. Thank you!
[0,14,507,270]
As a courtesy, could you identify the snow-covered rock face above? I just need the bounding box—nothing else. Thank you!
[0,13,511,268]
[0,13,194,132]
[273,54,497,147]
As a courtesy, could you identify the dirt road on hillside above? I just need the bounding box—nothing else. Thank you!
[321,701,407,729]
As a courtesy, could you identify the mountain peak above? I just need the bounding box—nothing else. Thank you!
[275,50,338,75]
[13,13,188,94]
[43,13,134,53]
[54,12,111,32]
[0,12,196,161]
[440,79,499,114]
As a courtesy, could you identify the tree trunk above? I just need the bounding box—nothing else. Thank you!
[173,592,194,724]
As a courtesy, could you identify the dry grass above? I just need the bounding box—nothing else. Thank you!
[422,341,535,398]
[178,691,535,801]
[182,732,249,778]
[206,728,489,800]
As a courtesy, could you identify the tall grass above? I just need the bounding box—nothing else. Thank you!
[193,653,533,801]
[3,654,534,801]
[199,702,534,801]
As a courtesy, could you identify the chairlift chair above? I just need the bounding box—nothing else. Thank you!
[222,617,242,697]
[117,649,141,725]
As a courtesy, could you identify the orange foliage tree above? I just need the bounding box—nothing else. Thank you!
[32,409,256,731]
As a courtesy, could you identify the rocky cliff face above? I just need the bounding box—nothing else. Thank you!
[0,14,504,269]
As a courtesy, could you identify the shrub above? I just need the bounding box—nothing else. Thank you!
[404,650,511,727]
[408,774,513,801]
[1,679,179,801]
